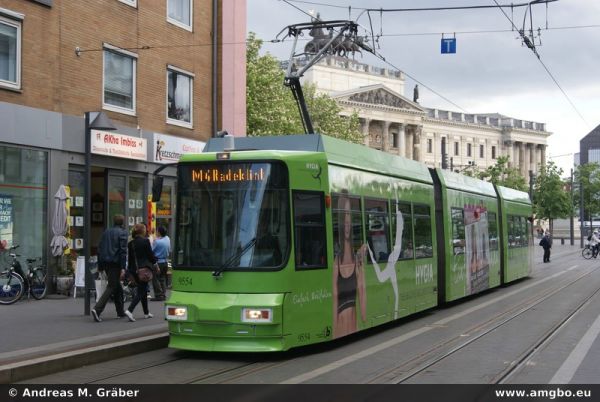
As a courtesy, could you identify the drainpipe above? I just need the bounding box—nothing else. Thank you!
[212,0,218,137]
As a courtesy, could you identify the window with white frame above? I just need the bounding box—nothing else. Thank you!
[167,0,192,30]
[118,0,137,7]
[167,66,193,127]
[0,15,21,90]
[103,46,137,114]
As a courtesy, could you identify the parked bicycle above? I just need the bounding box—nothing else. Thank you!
[0,245,47,305]
[582,243,599,259]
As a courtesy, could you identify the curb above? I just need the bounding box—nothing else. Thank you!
[1,333,168,384]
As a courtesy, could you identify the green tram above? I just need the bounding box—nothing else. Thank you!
[165,134,533,352]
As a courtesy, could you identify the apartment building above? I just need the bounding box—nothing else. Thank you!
[0,0,246,279]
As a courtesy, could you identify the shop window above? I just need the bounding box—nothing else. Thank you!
[103,45,137,114]
[0,14,21,90]
[293,191,326,269]
[0,146,47,269]
[167,66,193,127]
[167,0,192,31]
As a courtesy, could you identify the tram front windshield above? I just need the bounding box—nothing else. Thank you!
[176,162,289,270]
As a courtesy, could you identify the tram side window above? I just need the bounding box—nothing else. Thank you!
[392,201,414,259]
[293,191,327,269]
[521,216,529,247]
[508,215,526,248]
[332,193,364,266]
[488,212,498,251]
[414,204,433,258]
[365,198,390,262]
[451,208,465,255]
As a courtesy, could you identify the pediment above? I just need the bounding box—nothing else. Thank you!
[333,85,425,112]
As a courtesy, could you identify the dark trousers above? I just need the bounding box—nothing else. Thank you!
[128,280,149,315]
[543,248,551,263]
[94,264,124,316]
[152,262,168,299]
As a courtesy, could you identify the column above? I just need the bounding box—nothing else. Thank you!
[541,145,546,167]
[536,144,542,168]
[361,118,371,148]
[529,143,535,174]
[398,123,406,158]
[519,142,527,177]
[383,121,391,152]
[407,126,414,160]
[434,132,441,166]
[413,126,423,162]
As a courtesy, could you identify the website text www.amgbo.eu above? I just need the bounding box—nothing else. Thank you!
[495,388,591,400]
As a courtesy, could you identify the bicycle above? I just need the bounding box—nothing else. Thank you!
[0,246,47,304]
[0,245,25,305]
[582,243,599,259]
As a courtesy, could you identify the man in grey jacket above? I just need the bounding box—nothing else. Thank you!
[92,214,128,322]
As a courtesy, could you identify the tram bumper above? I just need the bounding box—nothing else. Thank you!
[166,291,286,352]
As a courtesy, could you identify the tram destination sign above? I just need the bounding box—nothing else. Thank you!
[190,166,266,183]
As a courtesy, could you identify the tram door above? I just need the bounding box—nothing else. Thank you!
[107,172,147,234]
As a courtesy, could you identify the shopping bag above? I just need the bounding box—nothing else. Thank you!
[95,272,108,302]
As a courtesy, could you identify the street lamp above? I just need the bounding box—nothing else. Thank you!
[84,111,116,315]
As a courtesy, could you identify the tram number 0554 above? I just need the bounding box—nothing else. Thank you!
[178,276,193,286]
[298,333,310,343]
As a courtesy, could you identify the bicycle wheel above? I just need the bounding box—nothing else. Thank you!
[0,272,24,305]
[30,267,47,300]
[582,247,593,259]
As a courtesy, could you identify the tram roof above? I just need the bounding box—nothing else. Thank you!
[495,185,531,205]
[203,134,433,184]
[434,168,497,198]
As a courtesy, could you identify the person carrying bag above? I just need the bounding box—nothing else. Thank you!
[124,223,157,322]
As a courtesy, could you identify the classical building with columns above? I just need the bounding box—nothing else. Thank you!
[300,56,550,178]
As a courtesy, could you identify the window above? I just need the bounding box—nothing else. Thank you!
[0,15,21,90]
[392,133,398,148]
[167,66,193,127]
[492,146,497,159]
[365,198,390,262]
[332,193,362,267]
[467,143,472,157]
[118,0,137,7]
[103,46,137,114]
[392,202,414,259]
[488,212,498,250]
[294,191,326,269]
[413,204,433,258]
[508,215,528,248]
[427,138,433,153]
[479,144,484,158]
[168,0,192,31]
[454,141,459,156]
[451,208,465,255]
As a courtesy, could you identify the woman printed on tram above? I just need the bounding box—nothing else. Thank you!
[332,194,367,339]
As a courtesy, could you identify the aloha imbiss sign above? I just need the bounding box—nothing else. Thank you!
[91,129,147,161]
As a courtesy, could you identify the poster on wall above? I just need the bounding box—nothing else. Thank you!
[0,194,13,246]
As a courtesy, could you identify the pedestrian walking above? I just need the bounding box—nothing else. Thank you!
[124,223,157,322]
[92,215,128,322]
[539,230,552,263]
[151,226,170,301]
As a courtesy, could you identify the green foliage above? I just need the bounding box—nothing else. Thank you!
[532,161,572,222]
[477,156,527,192]
[574,163,600,223]
[246,33,362,143]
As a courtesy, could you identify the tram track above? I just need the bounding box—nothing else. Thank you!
[366,263,599,384]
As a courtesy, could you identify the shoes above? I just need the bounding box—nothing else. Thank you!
[144,313,154,319]
[117,313,126,318]
[91,309,102,322]
[124,310,136,322]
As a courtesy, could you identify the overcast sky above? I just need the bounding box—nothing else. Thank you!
[247,0,600,175]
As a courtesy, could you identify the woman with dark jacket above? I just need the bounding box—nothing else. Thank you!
[124,223,157,322]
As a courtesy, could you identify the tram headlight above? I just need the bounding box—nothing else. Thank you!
[241,308,272,323]
[166,306,188,321]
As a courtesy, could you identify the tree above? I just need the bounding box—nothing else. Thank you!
[574,163,600,231]
[246,33,362,143]
[532,161,572,232]
[477,156,527,192]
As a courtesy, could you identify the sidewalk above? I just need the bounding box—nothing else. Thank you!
[0,292,168,383]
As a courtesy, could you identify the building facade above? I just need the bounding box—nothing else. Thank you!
[579,124,600,165]
[301,56,550,177]
[0,0,246,281]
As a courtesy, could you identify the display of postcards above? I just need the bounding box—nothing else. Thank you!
[75,196,84,207]
[136,199,143,209]
[128,216,135,226]
[75,238,83,249]
[129,199,135,209]
[75,216,83,226]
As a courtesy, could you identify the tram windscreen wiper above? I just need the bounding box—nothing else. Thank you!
[212,237,257,278]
